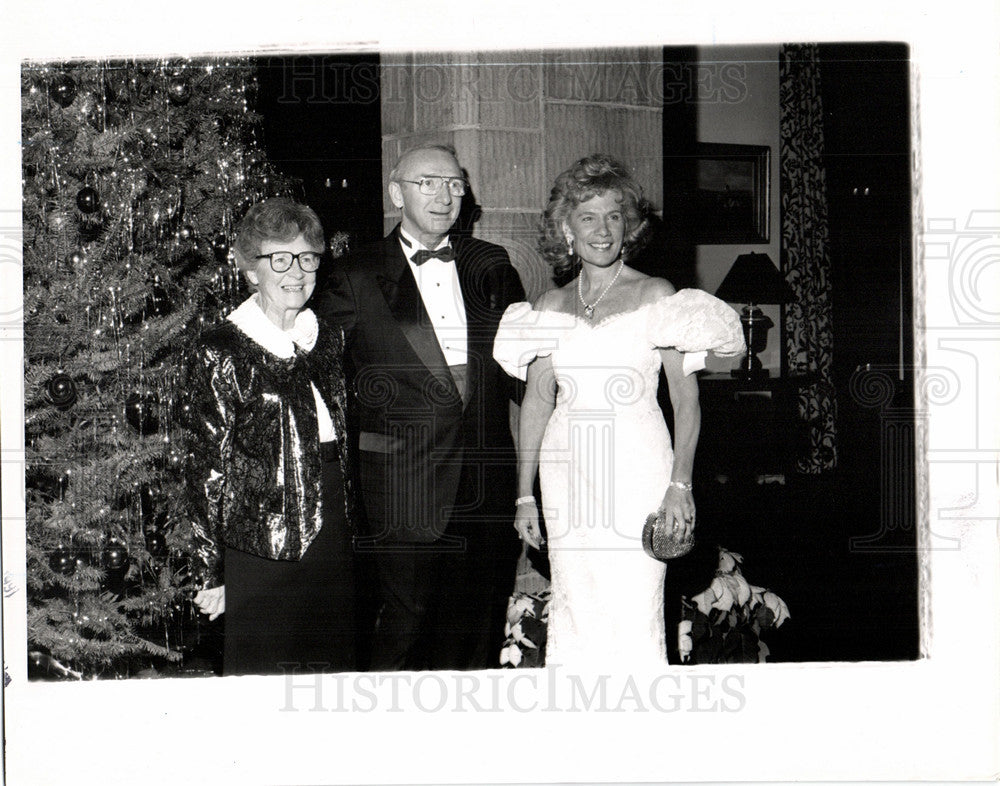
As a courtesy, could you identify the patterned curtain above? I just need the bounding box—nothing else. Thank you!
[779,44,837,472]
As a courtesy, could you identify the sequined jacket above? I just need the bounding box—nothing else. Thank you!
[181,316,353,585]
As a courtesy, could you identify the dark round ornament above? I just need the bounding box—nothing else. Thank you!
[75,186,100,214]
[45,373,78,410]
[177,224,195,242]
[145,531,168,558]
[125,391,160,435]
[49,545,76,576]
[102,540,128,571]
[49,74,77,108]
[211,234,229,263]
[74,548,93,571]
[166,76,191,105]
[68,249,87,268]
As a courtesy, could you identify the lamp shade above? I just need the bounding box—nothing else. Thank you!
[714,252,794,305]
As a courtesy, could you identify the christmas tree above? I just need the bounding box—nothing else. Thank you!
[21,57,295,678]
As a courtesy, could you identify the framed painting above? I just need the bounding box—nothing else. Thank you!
[663,143,771,244]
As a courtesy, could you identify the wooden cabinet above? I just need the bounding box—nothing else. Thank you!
[695,372,818,483]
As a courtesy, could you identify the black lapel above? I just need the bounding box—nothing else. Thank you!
[377,226,457,399]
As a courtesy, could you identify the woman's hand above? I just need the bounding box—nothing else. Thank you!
[660,484,696,541]
[194,585,225,620]
[514,502,545,550]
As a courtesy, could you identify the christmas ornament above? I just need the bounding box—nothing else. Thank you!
[74,548,93,571]
[49,74,77,108]
[125,391,160,435]
[211,234,229,263]
[177,225,195,242]
[101,540,128,571]
[166,76,191,105]
[49,545,76,576]
[75,186,100,214]
[45,373,78,410]
[68,249,87,269]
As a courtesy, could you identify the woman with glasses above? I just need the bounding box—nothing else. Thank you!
[183,197,357,676]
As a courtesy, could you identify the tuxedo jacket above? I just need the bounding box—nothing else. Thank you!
[311,226,525,544]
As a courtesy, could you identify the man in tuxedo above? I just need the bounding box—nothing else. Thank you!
[312,143,525,671]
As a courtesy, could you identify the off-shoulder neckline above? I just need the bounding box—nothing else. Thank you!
[511,288,714,330]
[521,300,656,331]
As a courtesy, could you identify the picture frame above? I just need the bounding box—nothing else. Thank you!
[663,143,771,244]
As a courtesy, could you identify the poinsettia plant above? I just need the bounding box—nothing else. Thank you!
[679,548,790,664]
[500,589,550,668]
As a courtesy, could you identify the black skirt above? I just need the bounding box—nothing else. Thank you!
[223,445,356,676]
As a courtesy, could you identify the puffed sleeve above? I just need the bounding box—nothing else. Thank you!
[492,301,576,381]
[647,289,746,375]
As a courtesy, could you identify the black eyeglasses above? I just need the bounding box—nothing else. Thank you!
[255,251,323,273]
[395,176,467,196]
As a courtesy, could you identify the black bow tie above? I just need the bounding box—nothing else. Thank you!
[411,246,456,265]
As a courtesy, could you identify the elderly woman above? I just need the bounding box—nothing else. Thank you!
[183,197,355,676]
[493,154,745,670]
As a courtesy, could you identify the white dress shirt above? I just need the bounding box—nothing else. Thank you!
[399,226,468,366]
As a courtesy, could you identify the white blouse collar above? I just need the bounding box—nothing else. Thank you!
[227,294,318,359]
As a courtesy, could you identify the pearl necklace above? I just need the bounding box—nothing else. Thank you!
[578,259,624,319]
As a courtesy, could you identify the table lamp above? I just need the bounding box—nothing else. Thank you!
[715,252,794,379]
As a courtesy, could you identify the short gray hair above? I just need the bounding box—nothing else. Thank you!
[388,143,460,182]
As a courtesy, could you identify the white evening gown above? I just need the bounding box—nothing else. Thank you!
[494,289,744,670]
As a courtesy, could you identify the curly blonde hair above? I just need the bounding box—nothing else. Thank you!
[539,154,652,280]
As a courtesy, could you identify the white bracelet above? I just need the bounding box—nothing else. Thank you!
[668,480,693,492]
[515,496,537,507]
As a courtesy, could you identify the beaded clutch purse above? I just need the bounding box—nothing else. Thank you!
[642,508,695,561]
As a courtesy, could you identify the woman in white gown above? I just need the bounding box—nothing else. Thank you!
[493,154,745,670]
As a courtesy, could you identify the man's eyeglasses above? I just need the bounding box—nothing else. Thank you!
[396,176,467,197]
[255,251,323,273]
